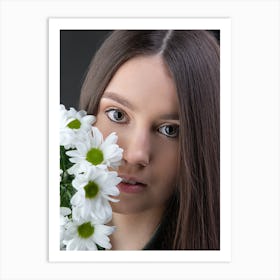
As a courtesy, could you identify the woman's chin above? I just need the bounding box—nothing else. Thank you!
[110,200,148,215]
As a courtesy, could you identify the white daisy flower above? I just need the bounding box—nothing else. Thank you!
[60,104,96,149]
[66,127,123,174]
[70,166,121,222]
[60,207,71,249]
[63,218,115,250]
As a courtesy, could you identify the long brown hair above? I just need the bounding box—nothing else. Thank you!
[80,30,220,250]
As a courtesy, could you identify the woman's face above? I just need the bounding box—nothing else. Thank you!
[95,55,179,215]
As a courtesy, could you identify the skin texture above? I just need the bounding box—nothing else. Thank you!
[94,55,180,249]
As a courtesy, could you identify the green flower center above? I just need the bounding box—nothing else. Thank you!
[77,222,94,239]
[84,181,99,199]
[86,148,104,165]
[67,119,81,129]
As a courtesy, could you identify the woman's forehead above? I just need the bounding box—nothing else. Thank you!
[103,55,178,114]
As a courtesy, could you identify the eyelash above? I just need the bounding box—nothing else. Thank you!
[158,124,179,138]
[105,108,179,138]
[105,108,128,124]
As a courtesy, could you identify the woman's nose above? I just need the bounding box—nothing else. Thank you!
[122,128,151,167]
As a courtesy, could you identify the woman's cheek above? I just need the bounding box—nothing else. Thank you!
[95,114,111,137]
[95,115,125,149]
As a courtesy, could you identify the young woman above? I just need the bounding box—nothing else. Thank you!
[79,30,220,250]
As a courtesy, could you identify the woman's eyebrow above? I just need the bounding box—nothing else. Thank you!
[103,91,179,121]
[102,92,136,111]
[159,113,179,121]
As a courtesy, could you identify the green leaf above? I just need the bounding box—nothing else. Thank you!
[60,146,74,171]
[60,146,76,208]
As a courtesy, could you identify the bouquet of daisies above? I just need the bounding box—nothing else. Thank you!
[59,105,123,250]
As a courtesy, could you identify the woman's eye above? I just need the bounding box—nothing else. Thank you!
[158,124,179,138]
[105,109,127,123]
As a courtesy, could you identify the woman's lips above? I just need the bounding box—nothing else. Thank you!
[117,176,147,193]
[117,182,147,193]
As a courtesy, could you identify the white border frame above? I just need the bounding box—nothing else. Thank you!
[49,18,231,262]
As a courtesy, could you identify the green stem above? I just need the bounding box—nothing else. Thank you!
[60,146,68,172]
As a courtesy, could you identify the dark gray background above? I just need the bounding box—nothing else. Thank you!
[60,30,112,109]
[60,30,220,109]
